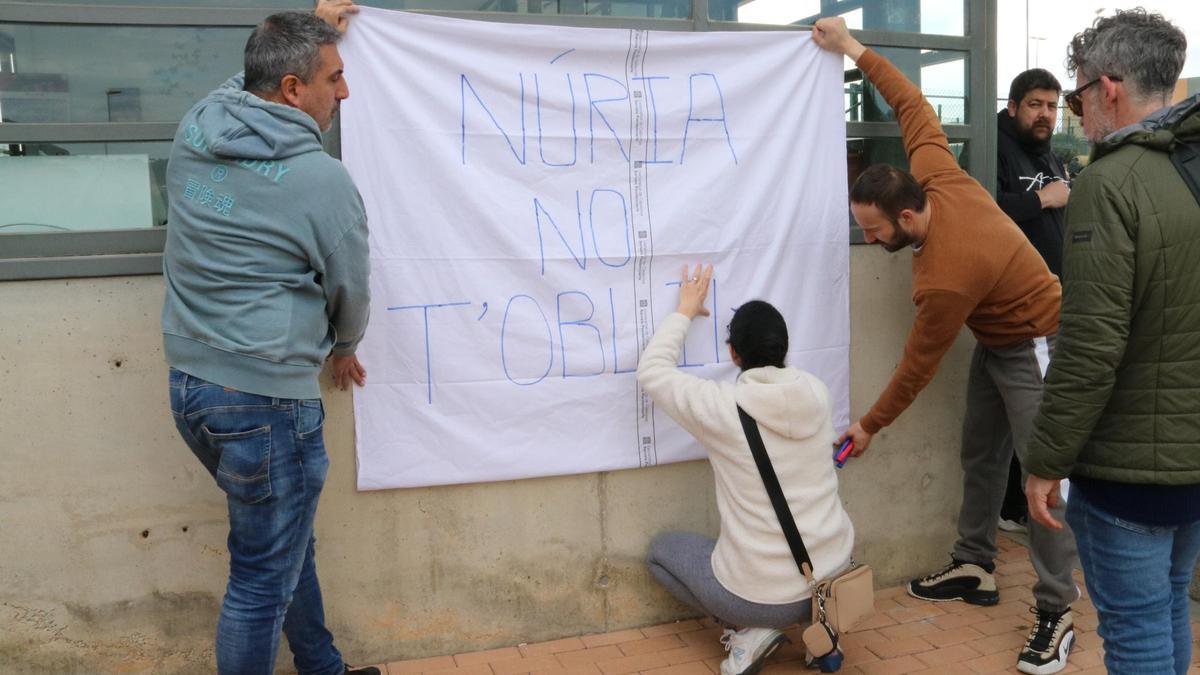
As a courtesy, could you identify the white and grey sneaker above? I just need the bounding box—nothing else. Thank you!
[999,516,1028,533]
[907,558,1000,606]
[1017,607,1074,674]
[719,627,788,675]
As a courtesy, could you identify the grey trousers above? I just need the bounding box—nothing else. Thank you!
[646,531,812,629]
[952,336,1080,613]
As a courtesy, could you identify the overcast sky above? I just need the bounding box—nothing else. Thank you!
[997,1,1200,98]
[737,1,1199,107]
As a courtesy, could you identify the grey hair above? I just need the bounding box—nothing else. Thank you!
[1067,7,1186,103]
[243,11,341,95]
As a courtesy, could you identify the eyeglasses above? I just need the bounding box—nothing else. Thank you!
[1064,75,1123,117]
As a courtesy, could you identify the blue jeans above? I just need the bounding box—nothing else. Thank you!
[1067,489,1200,675]
[169,368,344,675]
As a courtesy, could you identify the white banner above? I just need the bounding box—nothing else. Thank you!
[340,8,849,489]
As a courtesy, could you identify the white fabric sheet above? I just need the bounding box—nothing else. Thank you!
[340,8,849,489]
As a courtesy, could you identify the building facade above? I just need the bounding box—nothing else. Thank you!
[0,2,996,672]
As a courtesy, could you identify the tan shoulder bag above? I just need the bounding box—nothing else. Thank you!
[736,407,875,667]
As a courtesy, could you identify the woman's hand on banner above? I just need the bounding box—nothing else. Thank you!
[676,264,714,320]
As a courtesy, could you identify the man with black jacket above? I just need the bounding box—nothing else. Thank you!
[993,69,1070,535]
[997,69,1070,278]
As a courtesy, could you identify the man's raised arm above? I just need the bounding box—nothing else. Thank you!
[812,17,961,182]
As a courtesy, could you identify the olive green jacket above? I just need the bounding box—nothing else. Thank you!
[1025,93,1200,484]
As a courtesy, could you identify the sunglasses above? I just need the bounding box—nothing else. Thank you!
[1064,75,1123,117]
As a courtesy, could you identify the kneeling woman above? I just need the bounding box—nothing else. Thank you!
[637,265,855,675]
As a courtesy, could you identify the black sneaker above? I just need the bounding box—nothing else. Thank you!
[907,558,999,606]
[346,666,382,675]
[1017,607,1074,674]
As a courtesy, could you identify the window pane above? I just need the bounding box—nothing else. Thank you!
[714,0,964,35]
[360,0,689,18]
[29,0,303,5]
[847,136,967,184]
[0,141,171,233]
[0,24,245,123]
[25,0,687,15]
[844,48,967,124]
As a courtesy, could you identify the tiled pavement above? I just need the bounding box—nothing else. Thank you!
[367,536,1200,675]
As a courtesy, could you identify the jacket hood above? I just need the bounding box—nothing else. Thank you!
[1093,92,1200,161]
[734,366,827,440]
[996,108,1052,156]
[195,87,325,161]
[996,108,1018,141]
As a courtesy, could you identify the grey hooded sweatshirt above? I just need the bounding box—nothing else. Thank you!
[162,75,369,400]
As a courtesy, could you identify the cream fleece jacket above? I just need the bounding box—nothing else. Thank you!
[637,312,855,604]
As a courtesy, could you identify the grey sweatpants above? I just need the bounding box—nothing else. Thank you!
[952,336,1080,612]
[646,531,812,629]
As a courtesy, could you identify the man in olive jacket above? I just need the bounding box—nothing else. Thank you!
[1024,9,1200,675]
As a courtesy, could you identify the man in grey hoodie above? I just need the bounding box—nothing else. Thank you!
[162,2,378,673]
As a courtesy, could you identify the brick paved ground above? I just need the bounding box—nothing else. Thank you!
[367,535,1200,675]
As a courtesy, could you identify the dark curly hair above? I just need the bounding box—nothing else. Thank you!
[1008,68,1062,103]
[849,164,927,227]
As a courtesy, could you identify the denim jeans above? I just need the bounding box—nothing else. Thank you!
[169,368,344,675]
[1067,489,1200,675]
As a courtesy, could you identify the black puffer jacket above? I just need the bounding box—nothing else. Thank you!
[996,110,1068,277]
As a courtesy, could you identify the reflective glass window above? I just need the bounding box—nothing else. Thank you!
[715,0,964,35]
[29,0,688,14]
[30,0,303,5]
[0,141,172,233]
[363,0,690,18]
[847,136,967,182]
[0,24,246,123]
[844,47,967,124]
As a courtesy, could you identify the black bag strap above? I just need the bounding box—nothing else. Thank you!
[737,405,815,582]
[1171,140,1200,208]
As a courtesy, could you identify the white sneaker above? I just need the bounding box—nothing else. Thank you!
[719,627,736,650]
[719,627,788,675]
[999,516,1028,533]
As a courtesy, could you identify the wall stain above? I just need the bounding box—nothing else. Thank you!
[3,592,219,674]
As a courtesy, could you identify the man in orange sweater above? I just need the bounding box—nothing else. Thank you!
[814,18,1080,675]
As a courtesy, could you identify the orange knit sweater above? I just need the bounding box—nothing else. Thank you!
[857,50,1061,434]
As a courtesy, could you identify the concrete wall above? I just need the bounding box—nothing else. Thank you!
[0,246,974,673]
